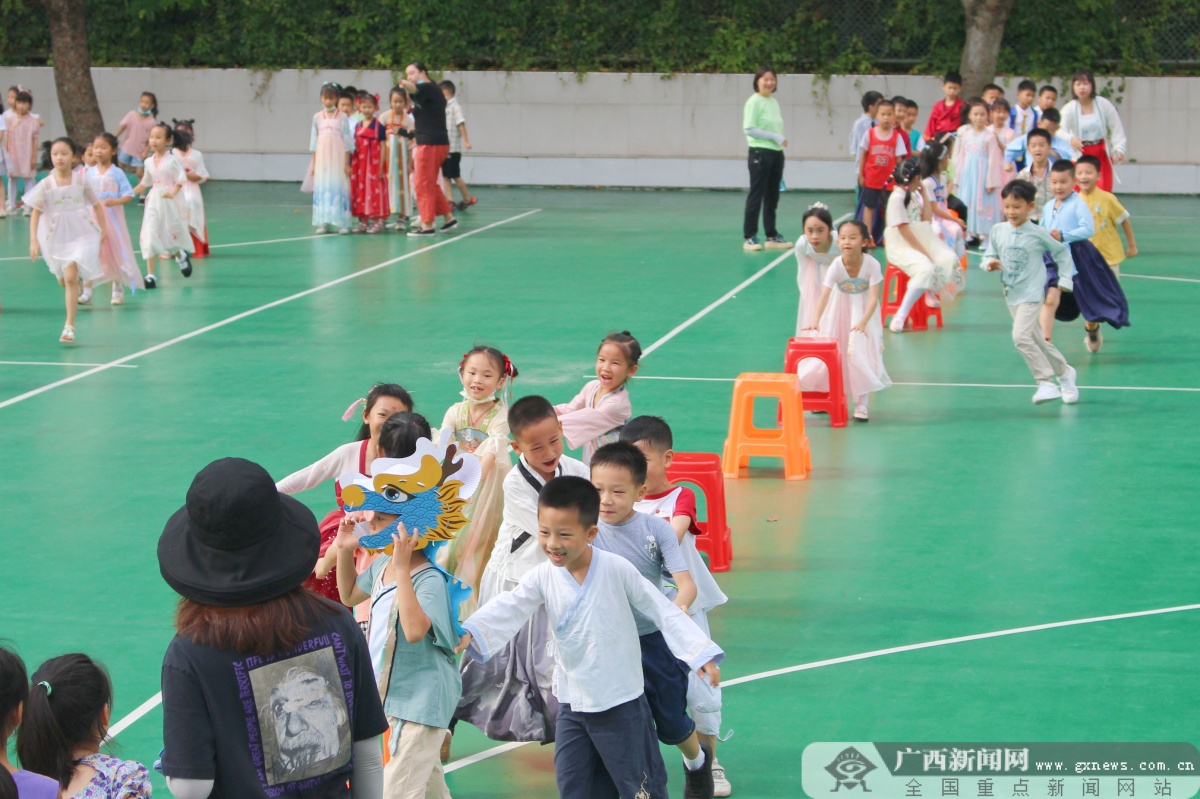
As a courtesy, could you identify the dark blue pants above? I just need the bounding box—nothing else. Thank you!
[639,630,696,745]
[555,696,669,799]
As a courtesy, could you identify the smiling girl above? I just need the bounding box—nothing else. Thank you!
[555,331,641,465]
[439,345,518,611]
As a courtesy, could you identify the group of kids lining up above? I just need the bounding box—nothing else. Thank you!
[792,69,1136,418]
[8,87,210,343]
[0,332,733,799]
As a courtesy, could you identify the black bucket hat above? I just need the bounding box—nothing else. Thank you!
[158,458,320,607]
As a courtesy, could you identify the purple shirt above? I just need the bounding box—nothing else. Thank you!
[13,769,59,799]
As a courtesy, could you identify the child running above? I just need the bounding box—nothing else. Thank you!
[621,417,732,797]
[801,220,892,421]
[982,180,1079,405]
[590,442,718,798]
[458,475,722,799]
[309,83,354,235]
[26,137,106,344]
[794,202,838,332]
[351,93,389,234]
[555,331,640,464]
[1,645,58,798]
[18,654,151,798]
[172,120,210,256]
[439,345,517,613]
[133,123,194,287]
[1074,155,1135,352]
[884,157,959,332]
[85,133,144,306]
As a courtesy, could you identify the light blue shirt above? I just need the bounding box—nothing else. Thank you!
[1004,132,1073,164]
[1041,193,1095,243]
[981,220,1074,305]
[850,114,875,165]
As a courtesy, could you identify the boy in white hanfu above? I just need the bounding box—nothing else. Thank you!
[457,476,722,799]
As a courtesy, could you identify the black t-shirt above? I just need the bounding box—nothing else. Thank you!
[409,82,449,146]
[161,598,387,798]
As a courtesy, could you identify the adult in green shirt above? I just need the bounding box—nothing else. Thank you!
[742,67,792,252]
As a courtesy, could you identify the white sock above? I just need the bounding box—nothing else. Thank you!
[895,282,925,321]
[683,749,707,772]
[857,394,870,409]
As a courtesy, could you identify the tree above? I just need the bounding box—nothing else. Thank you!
[958,0,1014,97]
[42,0,105,142]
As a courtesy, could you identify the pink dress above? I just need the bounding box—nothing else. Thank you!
[173,146,209,242]
[85,164,144,290]
[138,151,194,259]
[23,172,104,282]
[952,125,1010,238]
[554,381,632,464]
[3,109,38,178]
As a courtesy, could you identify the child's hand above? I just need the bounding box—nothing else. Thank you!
[698,661,721,688]
[334,513,363,550]
[1114,151,1127,165]
[454,632,473,655]
[389,523,417,573]
[802,326,820,332]
[674,601,690,614]
[957,217,967,230]
[344,165,352,178]
[29,241,40,261]
[464,140,472,151]
[851,322,867,334]
[1126,244,1138,258]
[1050,230,1063,241]
[985,259,1002,271]
[1003,163,1014,173]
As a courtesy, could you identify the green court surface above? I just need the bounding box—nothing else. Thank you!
[1,183,1198,798]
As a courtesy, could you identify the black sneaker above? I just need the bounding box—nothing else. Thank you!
[966,236,983,249]
[176,252,193,277]
[684,740,715,799]
[440,218,459,232]
[144,274,158,289]
[407,227,436,237]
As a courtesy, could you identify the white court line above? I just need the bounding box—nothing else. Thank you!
[0,210,541,411]
[629,376,1200,392]
[0,360,137,369]
[642,249,794,359]
[106,692,163,739]
[444,742,529,774]
[1121,273,1200,284]
[833,211,853,226]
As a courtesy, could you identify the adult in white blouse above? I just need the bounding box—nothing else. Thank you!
[1060,70,1127,193]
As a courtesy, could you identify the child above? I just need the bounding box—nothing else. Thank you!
[924,71,964,140]
[1061,71,1127,193]
[380,87,415,231]
[1010,79,1041,141]
[1040,159,1129,350]
[1038,85,1059,112]
[982,180,1079,404]
[989,99,1016,177]
[901,99,924,153]
[0,109,7,216]
[439,345,517,612]
[1075,155,1135,352]
[795,202,838,332]
[850,90,883,187]
[17,654,151,797]
[459,475,722,799]
[114,91,157,185]
[26,138,106,344]
[4,90,38,215]
[1,645,58,798]
[800,220,891,421]
[885,157,959,332]
[555,331,640,464]
[621,417,732,796]
[309,83,354,235]
[440,80,476,211]
[342,90,360,124]
[172,120,210,256]
[1003,108,1073,171]
[133,123,194,287]
[455,395,591,752]
[1016,129,1055,220]
[351,93,389,234]
[981,83,1004,106]
[276,383,413,604]
[951,99,1004,247]
[920,142,968,264]
[857,99,909,247]
[85,133,144,306]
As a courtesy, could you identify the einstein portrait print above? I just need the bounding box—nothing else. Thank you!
[239,633,355,791]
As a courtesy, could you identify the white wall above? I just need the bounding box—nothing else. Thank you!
[5,67,1198,192]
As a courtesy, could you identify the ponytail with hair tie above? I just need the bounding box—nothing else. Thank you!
[342,398,366,422]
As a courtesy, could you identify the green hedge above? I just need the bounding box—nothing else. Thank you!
[2,0,1197,75]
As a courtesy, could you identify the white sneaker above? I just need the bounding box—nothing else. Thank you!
[889,315,906,333]
[1084,325,1103,353]
[712,759,732,798]
[1059,366,1079,404]
[78,288,92,305]
[1032,381,1062,404]
[854,405,869,422]
[111,285,125,305]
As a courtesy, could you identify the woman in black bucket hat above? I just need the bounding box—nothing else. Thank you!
[157,457,387,799]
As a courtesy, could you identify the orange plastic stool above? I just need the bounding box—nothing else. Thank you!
[782,337,848,428]
[722,373,812,480]
[667,452,732,572]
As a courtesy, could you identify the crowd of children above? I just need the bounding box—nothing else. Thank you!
[817,69,1137,414]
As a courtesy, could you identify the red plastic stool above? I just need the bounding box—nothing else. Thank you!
[881,263,929,330]
[782,337,848,427]
[666,452,732,573]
